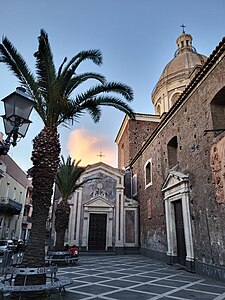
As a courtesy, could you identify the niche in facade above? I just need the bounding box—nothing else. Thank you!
[210,87,225,136]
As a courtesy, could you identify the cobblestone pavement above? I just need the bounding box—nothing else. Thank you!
[2,255,225,299]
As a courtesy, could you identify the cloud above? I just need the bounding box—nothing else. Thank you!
[67,128,117,167]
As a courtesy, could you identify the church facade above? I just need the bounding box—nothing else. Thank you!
[116,30,225,281]
[65,162,139,254]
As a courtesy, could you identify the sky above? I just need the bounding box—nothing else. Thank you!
[0,0,225,172]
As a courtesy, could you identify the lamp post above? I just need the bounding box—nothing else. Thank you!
[0,87,35,155]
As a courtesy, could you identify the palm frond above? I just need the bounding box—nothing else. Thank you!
[57,50,103,96]
[57,57,67,77]
[34,29,56,96]
[33,29,60,125]
[57,93,134,125]
[74,81,133,105]
[65,72,106,97]
[0,37,38,99]
[55,156,89,200]
[62,49,102,74]
[0,31,134,129]
[81,96,135,120]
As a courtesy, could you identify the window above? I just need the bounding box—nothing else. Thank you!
[167,136,178,169]
[170,92,181,107]
[145,159,152,188]
[156,104,161,115]
[132,174,137,197]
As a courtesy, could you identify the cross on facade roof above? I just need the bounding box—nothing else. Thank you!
[97,150,105,162]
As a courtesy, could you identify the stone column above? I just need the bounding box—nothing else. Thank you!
[115,192,123,247]
[165,197,177,258]
[81,210,89,249]
[134,208,139,246]
[68,193,76,244]
[182,187,194,262]
[107,209,113,248]
[75,190,82,245]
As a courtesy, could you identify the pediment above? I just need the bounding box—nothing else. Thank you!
[84,197,114,208]
[162,170,189,192]
[84,162,124,178]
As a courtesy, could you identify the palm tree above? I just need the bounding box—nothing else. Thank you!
[0,29,134,270]
[54,156,90,250]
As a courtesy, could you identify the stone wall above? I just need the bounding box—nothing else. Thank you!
[131,54,225,267]
[118,118,158,169]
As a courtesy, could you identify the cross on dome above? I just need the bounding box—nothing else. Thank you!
[180,23,186,33]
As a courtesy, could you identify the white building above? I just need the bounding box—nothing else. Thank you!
[0,155,30,241]
[54,162,139,254]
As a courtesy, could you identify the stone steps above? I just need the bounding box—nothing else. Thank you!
[80,251,116,256]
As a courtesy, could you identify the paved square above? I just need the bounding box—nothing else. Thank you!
[2,255,225,299]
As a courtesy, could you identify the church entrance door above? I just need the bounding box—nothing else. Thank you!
[174,200,186,265]
[88,213,107,250]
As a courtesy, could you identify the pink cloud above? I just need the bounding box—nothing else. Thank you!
[67,128,117,167]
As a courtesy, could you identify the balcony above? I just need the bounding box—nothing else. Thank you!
[22,215,32,224]
[0,197,22,215]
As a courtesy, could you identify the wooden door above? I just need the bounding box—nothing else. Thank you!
[88,214,107,250]
[174,200,186,265]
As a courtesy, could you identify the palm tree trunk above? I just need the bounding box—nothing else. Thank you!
[17,126,60,288]
[55,199,71,251]
[55,229,67,250]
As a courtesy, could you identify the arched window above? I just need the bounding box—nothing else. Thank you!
[156,104,161,115]
[167,136,178,169]
[210,87,225,136]
[170,92,181,107]
[145,159,152,188]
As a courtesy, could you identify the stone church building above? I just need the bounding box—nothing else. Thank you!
[64,162,139,254]
[116,29,225,281]
[57,29,225,281]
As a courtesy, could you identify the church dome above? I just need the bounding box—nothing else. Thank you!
[152,29,207,116]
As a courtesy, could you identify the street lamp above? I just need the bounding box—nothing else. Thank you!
[0,87,35,155]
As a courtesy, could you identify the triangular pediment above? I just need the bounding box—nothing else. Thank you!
[84,162,124,178]
[162,170,189,192]
[84,197,114,208]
